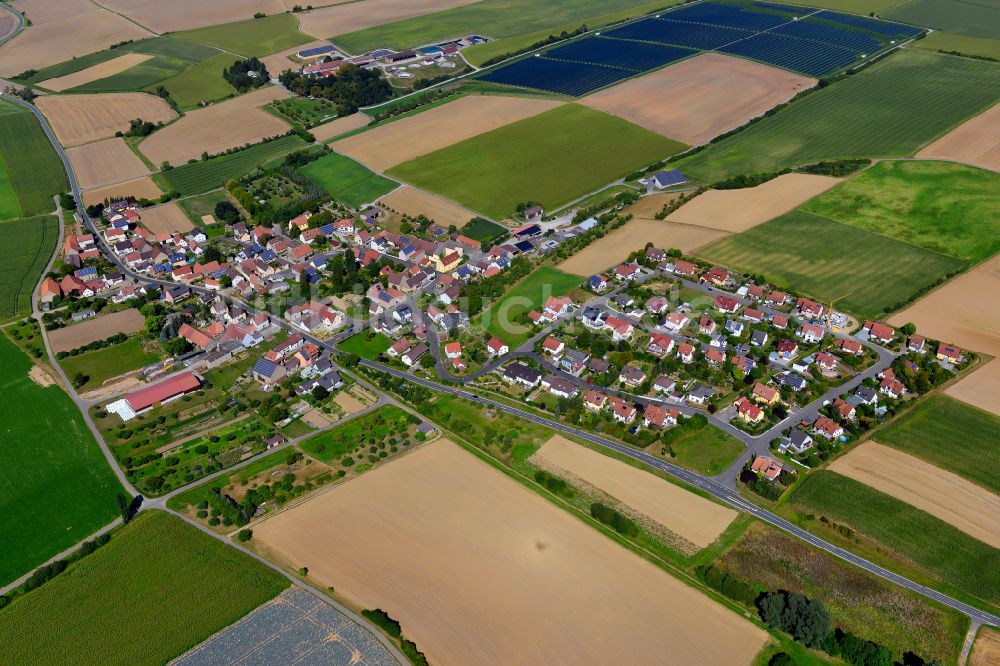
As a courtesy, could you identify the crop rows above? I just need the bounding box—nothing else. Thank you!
[161,135,306,195]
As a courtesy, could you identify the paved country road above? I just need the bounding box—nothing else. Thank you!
[7,92,998,630]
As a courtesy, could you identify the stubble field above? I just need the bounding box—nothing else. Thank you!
[917,102,1000,172]
[37,53,153,91]
[98,0,287,32]
[37,93,177,148]
[970,627,1000,666]
[582,54,815,145]
[379,185,476,228]
[138,201,195,234]
[300,0,478,41]
[67,138,150,191]
[82,177,162,207]
[310,111,369,142]
[254,439,768,666]
[48,308,146,352]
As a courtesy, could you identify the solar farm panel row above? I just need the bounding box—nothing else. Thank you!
[606,18,752,50]
[814,10,923,38]
[661,1,795,30]
[720,31,860,76]
[751,1,805,15]
[478,56,635,96]
[775,18,883,53]
[544,37,695,73]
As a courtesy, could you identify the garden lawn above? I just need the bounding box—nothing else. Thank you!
[298,405,413,464]
[667,424,744,476]
[0,216,58,318]
[157,52,239,109]
[460,217,508,242]
[0,334,122,587]
[801,160,1000,263]
[788,471,1000,608]
[174,13,310,57]
[57,337,162,392]
[697,211,965,319]
[67,56,189,93]
[0,102,68,217]
[0,511,288,664]
[875,394,1000,495]
[176,190,229,226]
[884,0,1000,40]
[479,265,580,346]
[158,135,306,195]
[676,49,1000,183]
[337,331,391,360]
[298,152,396,208]
[389,104,684,219]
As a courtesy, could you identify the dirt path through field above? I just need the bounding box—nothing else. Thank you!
[38,53,153,91]
[37,93,177,147]
[829,442,1000,548]
[67,138,151,190]
[298,0,478,40]
[253,439,767,666]
[48,309,145,352]
[379,185,477,227]
[917,102,1000,172]
[667,173,841,233]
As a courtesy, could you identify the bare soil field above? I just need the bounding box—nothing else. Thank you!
[297,0,478,39]
[622,192,680,218]
[48,308,145,352]
[139,202,194,234]
[971,627,1000,666]
[260,40,328,78]
[333,391,367,415]
[889,254,1000,416]
[0,12,17,43]
[333,95,563,171]
[917,102,1000,172]
[28,365,57,388]
[828,441,1000,548]
[582,54,815,145]
[82,177,162,206]
[300,409,331,429]
[67,138,151,190]
[139,86,290,165]
[11,0,95,25]
[37,93,177,148]
[310,111,369,142]
[666,173,840,233]
[0,10,153,77]
[379,185,477,228]
[38,53,153,92]
[558,217,729,276]
[533,436,737,550]
[253,439,767,666]
[99,0,286,32]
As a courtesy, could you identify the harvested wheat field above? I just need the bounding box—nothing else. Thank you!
[533,436,737,550]
[38,54,153,92]
[667,173,840,233]
[36,93,177,148]
[0,12,18,43]
[139,86,289,165]
[11,0,95,25]
[582,54,814,145]
[48,309,145,352]
[333,95,563,171]
[889,254,1000,416]
[0,10,153,77]
[254,440,766,665]
[99,0,285,32]
[83,177,162,207]
[917,102,1000,172]
[971,627,1000,666]
[559,217,728,276]
[139,202,193,234]
[829,441,1000,548]
[298,0,477,39]
[67,138,150,190]
[310,111,369,142]
[379,186,478,228]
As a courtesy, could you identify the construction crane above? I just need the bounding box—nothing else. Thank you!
[826,292,852,333]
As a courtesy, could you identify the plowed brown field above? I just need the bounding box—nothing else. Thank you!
[67,138,150,190]
[36,93,177,147]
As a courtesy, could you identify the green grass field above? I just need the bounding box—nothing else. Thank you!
[0,334,122,587]
[332,0,675,53]
[67,55,189,93]
[915,31,1000,60]
[801,160,1000,263]
[874,395,1000,495]
[480,265,580,345]
[788,471,1000,608]
[0,216,58,318]
[156,52,239,109]
[268,97,339,129]
[0,511,288,663]
[298,151,397,208]
[389,104,685,219]
[298,405,412,464]
[174,13,310,57]
[337,331,391,360]
[668,424,744,475]
[176,190,229,227]
[57,338,162,392]
[676,49,1000,183]
[884,0,1000,40]
[158,135,307,195]
[698,211,965,319]
[0,103,68,217]
[460,217,508,242]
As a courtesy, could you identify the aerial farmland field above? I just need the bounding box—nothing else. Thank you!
[389,104,685,219]
[0,511,288,663]
[158,135,307,195]
[36,53,154,91]
[297,151,397,209]
[36,93,177,148]
[0,215,58,317]
[156,52,240,109]
[676,49,1000,183]
[173,13,310,57]
[697,210,965,319]
[883,0,1000,40]
[66,138,150,191]
[918,102,1000,172]
[0,102,69,217]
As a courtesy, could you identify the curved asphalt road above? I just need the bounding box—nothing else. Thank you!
[0,3,24,47]
[7,92,998,629]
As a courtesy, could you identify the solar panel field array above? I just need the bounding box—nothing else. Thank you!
[476,0,923,96]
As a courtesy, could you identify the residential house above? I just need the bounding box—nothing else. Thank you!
[588,274,608,292]
[646,332,675,357]
[643,404,678,429]
[444,341,462,359]
[402,343,428,367]
[609,397,637,424]
[796,298,824,319]
[542,375,577,398]
[751,456,783,482]
[781,429,813,454]
[907,335,926,354]
[653,375,676,394]
[584,390,608,412]
[880,376,906,399]
[699,316,717,335]
[687,384,714,405]
[750,330,769,347]
[678,342,695,364]
[703,266,732,287]
[863,321,895,344]
[645,296,669,314]
[815,351,838,373]
[735,396,764,424]
[618,365,646,388]
[714,295,740,314]
[834,398,856,421]
[663,312,690,332]
[936,343,962,363]
[775,339,798,360]
[387,337,410,358]
[813,416,844,440]
[503,362,541,388]
[561,348,590,376]
[487,337,509,357]
[797,323,824,344]
[705,348,726,366]
[835,338,863,355]
[541,336,565,357]
[673,260,697,277]
[604,316,634,341]
[614,262,641,281]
